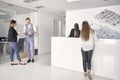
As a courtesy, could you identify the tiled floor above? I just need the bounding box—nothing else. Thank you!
[0,53,10,64]
[0,53,113,80]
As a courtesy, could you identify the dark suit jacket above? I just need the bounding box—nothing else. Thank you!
[69,28,80,38]
[8,27,18,42]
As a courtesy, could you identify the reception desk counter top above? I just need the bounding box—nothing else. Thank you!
[51,37,120,80]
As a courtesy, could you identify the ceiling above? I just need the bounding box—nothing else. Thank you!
[0,0,120,18]
[0,1,36,15]
[0,1,36,21]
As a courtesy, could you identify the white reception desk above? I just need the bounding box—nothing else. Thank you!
[51,37,120,80]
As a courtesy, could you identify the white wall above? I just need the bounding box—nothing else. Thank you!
[53,18,66,37]
[38,10,55,54]
[66,5,120,36]
[0,19,9,37]
[38,10,66,54]
[53,19,59,36]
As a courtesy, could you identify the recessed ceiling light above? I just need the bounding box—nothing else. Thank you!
[23,0,40,3]
[0,12,6,15]
[103,0,109,1]
[8,4,14,7]
[35,6,44,9]
[65,0,81,3]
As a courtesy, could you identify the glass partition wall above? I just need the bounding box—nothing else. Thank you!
[0,6,39,64]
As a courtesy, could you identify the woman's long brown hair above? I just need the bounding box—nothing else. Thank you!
[81,21,90,41]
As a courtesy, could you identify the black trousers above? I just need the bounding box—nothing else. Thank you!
[81,48,93,72]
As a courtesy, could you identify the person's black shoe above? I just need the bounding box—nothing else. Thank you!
[27,59,31,63]
[32,59,35,63]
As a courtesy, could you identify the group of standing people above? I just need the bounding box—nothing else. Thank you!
[69,21,97,77]
[8,17,96,77]
[8,18,37,65]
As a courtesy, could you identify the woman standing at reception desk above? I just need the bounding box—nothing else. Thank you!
[81,21,97,76]
[69,23,80,38]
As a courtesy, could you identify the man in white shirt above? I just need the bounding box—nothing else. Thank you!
[24,18,37,63]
